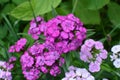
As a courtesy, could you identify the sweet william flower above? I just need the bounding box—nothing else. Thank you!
[20,51,34,68]
[9,38,27,53]
[61,20,75,32]
[89,61,100,73]
[111,45,120,53]
[110,45,120,68]
[62,66,95,80]
[113,58,120,68]
[80,39,108,72]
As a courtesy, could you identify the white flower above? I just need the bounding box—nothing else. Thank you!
[69,78,76,80]
[62,66,95,80]
[111,45,120,53]
[110,54,118,61]
[0,61,5,67]
[86,76,95,80]
[102,78,109,80]
[75,68,82,76]
[113,58,120,68]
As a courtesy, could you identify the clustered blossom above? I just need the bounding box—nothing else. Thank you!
[45,14,86,54]
[62,66,95,80]
[80,39,108,72]
[110,45,120,68]
[28,16,46,40]
[9,14,87,80]
[0,57,16,80]
[9,38,27,53]
[20,42,65,80]
[28,14,86,54]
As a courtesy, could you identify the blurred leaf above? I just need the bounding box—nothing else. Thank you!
[74,0,100,24]
[0,48,7,60]
[108,2,120,26]
[0,24,8,39]
[87,29,95,38]
[76,0,109,10]
[12,0,27,5]
[0,0,8,4]
[10,0,61,20]
[2,3,16,15]
[56,2,72,15]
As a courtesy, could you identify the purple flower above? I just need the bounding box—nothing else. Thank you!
[44,53,56,66]
[20,52,34,68]
[29,44,44,55]
[50,65,61,76]
[80,39,108,72]
[28,16,46,40]
[60,31,68,39]
[8,46,15,53]
[61,20,75,32]
[40,66,48,73]
[46,23,60,37]
[89,62,100,72]
[36,56,45,67]
[23,68,40,80]
[95,41,104,49]
[9,38,27,53]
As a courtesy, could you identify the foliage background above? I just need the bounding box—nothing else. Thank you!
[0,0,120,80]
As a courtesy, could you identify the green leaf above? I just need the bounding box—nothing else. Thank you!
[10,0,61,20]
[108,2,120,26]
[56,2,72,15]
[76,0,109,10]
[2,3,16,15]
[12,0,27,5]
[0,0,8,4]
[87,29,95,38]
[74,0,100,24]
[0,24,8,39]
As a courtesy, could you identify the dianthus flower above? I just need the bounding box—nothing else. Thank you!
[0,57,16,80]
[9,38,27,53]
[80,39,108,72]
[20,42,65,80]
[110,45,120,68]
[28,16,47,40]
[45,14,86,54]
[62,66,95,80]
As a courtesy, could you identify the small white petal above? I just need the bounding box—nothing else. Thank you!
[113,59,120,68]
[102,78,109,80]
[111,45,120,53]
[86,76,95,80]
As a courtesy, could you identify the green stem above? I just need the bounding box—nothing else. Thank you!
[109,24,120,35]
[51,6,58,17]
[72,0,78,13]
[2,14,18,41]
[28,0,38,26]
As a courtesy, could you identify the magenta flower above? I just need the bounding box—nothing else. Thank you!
[20,51,34,68]
[35,56,45,67]
[9,38,27,53]
[50,65,61,76]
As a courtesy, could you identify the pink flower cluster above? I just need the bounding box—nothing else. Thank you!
[9,14,86,80]
[0,57,16,80]
[28,17,46,40]
[80,39,108,72]
[28,14,86,54]
[20,42,65,80]
[9,38,27,53]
